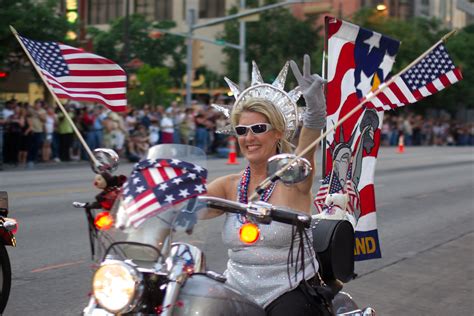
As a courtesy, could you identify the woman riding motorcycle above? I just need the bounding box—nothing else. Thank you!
[206,55,329,315]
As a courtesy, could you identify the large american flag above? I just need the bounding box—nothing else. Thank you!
[122,159,207,228]
[18,35,127,111]
[365,43,463,111]
[316,17,401,261]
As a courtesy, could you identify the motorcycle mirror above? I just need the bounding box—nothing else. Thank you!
[266,154,312,184]
[90,148,120,174]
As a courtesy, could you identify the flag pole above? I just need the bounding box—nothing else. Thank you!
[250,29,458,201]
[321,16,330,180]
[10,25,99,167]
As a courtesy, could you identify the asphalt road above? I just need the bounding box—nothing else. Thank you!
[0,146,472,315]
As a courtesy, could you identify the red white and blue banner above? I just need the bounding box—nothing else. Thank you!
[316,17,400,261]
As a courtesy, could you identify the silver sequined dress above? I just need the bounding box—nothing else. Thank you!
[222,212,318,308]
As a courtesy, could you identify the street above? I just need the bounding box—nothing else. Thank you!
[0,146,473,315]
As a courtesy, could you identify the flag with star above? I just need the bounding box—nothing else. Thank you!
[364,43,463,111]
[122,159,207,228]
[318,17,400,261]
[17,35,127,111]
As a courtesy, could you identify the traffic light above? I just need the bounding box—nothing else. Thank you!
[66,0,78,23]
[0,71,8,79]
[65,0,78,41]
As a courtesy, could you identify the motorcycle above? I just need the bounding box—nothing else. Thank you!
[76,144,375,315]
[0,191,18,313]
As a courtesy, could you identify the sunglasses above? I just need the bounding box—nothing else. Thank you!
[234,123,273,136]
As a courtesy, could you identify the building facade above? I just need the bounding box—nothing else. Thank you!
[414,0,474,28]
[81,0,235,75]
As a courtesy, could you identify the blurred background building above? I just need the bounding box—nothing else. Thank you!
[2,0,473,102]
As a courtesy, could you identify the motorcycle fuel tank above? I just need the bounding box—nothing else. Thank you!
[174,273,265,316]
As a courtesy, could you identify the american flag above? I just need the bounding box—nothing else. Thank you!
[365,43,463,111]
[317,17,401,260]
[314,165,359,214]
[122,159,207,228]
[18,35,127,112]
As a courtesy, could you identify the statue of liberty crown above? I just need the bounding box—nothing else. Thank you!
[212,61,303,140]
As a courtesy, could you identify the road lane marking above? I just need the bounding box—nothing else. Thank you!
[31,260,85,273]
[9,187,93,198]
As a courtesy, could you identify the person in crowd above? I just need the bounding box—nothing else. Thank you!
[42,105,57,162]
[82,106,105,159]
[148,117,160,146]
[0,102,6,170]
[195,111,213,152]
[166,101,183,143]
[180,107,196,145]
[127,124,149,162]
[125,109,138,135]
[57,105,75,162]
[160,111,174,144]
[18,105,32,167]
[108,112,127,157]
[139,104,152,129]
[27,99,47,168]
[4,103,25,165]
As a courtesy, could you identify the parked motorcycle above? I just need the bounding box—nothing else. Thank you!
[76,144,375,315]
[0,191,18,313]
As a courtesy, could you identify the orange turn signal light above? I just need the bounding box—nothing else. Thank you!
[94,211,114,230]
[239,222,260,244]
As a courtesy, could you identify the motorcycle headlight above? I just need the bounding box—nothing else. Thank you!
[92,261,142,313]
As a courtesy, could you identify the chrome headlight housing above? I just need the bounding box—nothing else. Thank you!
[92,260,143,313]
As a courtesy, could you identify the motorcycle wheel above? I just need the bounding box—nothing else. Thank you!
[0,243,12,313]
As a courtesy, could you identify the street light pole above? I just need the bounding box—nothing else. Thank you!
[185,8,196,107]
[239,0,248,89]
[123,0,130,66]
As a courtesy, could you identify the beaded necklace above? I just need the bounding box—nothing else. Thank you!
[237,165,277,224]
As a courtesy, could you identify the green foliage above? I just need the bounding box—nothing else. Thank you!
[219,5,321,86]
[351,8,473,113]
[88,15,185,86]
[128,64,173,107]
[0,0,70,69]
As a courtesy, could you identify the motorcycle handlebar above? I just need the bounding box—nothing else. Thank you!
[270,206,311,228]
[197,196,311,228]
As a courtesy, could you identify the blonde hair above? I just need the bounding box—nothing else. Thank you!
[231,98,292,153]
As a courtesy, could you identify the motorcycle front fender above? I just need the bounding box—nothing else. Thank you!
[174,273,265,316]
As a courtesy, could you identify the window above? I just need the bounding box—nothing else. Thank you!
[135,0,173,21]
[154,0,173,21]
[199,0,226,18]
[88,0,124,25]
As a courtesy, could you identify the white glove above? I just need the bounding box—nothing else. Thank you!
[290,54,327,130]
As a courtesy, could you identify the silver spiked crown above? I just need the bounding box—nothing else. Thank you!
[212,61,303,140]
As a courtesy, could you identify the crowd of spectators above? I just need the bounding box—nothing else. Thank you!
[0,97,472,170]
[381,113,474,147]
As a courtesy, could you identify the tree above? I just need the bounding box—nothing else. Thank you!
[351,8,473,113]
[128,64,173,108]
[0,0,70,70]
[88,16,186,87]
[219,3,321,86]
